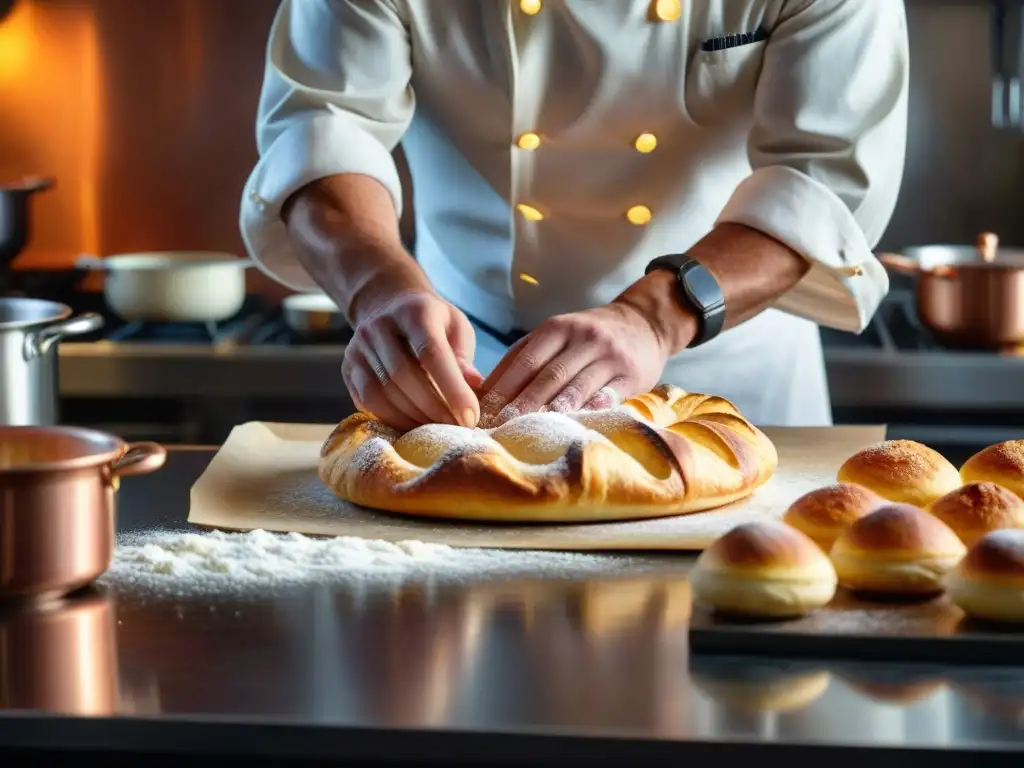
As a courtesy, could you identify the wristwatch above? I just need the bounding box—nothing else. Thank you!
[644,254,726,348]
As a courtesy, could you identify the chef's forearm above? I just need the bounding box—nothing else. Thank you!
[283,174,433,324]
[616,223,810,355]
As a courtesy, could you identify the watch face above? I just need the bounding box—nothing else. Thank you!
[682,265,723,310]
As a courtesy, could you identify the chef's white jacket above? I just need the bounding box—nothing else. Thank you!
[240,0,909,426]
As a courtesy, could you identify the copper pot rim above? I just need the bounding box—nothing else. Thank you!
[0,425,139,475]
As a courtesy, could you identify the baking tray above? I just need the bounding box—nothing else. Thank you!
[689,588,1024,665]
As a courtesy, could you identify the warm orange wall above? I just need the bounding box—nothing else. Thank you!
[0,0,287,295]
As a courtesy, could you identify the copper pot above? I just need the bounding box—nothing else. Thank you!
[0,589,118,715]
[0,426,167,602]
[879,232,1024,349]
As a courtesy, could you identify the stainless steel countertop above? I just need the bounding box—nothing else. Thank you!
[1,450,1022,764]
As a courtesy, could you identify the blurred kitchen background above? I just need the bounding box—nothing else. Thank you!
[1,0,1022,459]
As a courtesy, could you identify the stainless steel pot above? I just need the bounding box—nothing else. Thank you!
[878,233,1024,349]
[76,251,251,323]
[0,299,103,426]
[282,292,349,338]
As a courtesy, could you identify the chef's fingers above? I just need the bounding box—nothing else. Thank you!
[368,319,458,425]
[548,363,617,413]
[447,309,484,381]
[479,329,567,417]
[399,314,480,428]
[507,345,595,415]
[582,377,631,411]
[342,349,421,432]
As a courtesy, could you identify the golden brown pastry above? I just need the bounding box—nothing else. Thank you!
[836,439,961,507]
[319,384,778,522]
[926,482,1024,547]
[830,503,966,596]
[960,440,1024,500]
[689,520,838,618]
[947,529,1024,623]
[782,483,885,551]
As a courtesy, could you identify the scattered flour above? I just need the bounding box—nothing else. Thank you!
[99,528,672,597]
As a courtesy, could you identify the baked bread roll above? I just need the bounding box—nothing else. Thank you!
[960,440,1024,500]
[947,529,1024,623]
[830,503,966,596]
[837,440,961,507]
[689,520,837,618]
[319,384,778,523]
[926,482,1024,547]
[782,483,885,551]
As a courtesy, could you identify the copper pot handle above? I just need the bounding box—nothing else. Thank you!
[110,443,167,478]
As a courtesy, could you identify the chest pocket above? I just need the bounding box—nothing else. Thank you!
[684,40,767,128]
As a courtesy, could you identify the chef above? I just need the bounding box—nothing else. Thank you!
[240,0,908,431]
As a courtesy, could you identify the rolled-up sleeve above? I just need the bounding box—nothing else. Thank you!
[240,0,413,291]
[715,0,909,333]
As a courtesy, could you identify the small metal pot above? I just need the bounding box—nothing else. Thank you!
[0,426,166,602]
[0,176,53,272]
[76,251,251,323]
[0,298,104,426]
[282,292,349,338]
[878,233,1024,349]
[0,589,118,715]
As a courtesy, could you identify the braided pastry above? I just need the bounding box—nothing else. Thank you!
[318,384,779,523]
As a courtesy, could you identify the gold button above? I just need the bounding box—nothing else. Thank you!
[516,203,544,221]
[519,272,540,286]
[626,205,652,226]
[520,0,542,15]
[651,0,681,22]
[516,132,541,150]
[634,133,658,153]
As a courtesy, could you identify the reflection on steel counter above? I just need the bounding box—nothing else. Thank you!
[0,589,119,716]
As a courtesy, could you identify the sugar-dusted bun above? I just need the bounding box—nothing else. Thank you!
[837,440,962,507]
[690,520,837,618]
[947,529,1024,623]
[961,440,1024,500]
[830,503,966,596]
[782,483,885,551]
[926,482,1024,547]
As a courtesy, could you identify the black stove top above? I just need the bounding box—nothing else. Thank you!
[8,290,355,347]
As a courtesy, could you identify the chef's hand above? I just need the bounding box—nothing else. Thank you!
[478,301,676,425]
[343,291,485,431]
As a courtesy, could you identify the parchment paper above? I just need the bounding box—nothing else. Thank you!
[188,422,886,552]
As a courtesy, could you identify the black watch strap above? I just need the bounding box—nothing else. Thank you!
[645,254,726,348]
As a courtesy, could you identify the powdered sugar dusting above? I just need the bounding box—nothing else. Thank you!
[100,528,674,597]
[391,409,615,473]
[493,412,606,454]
